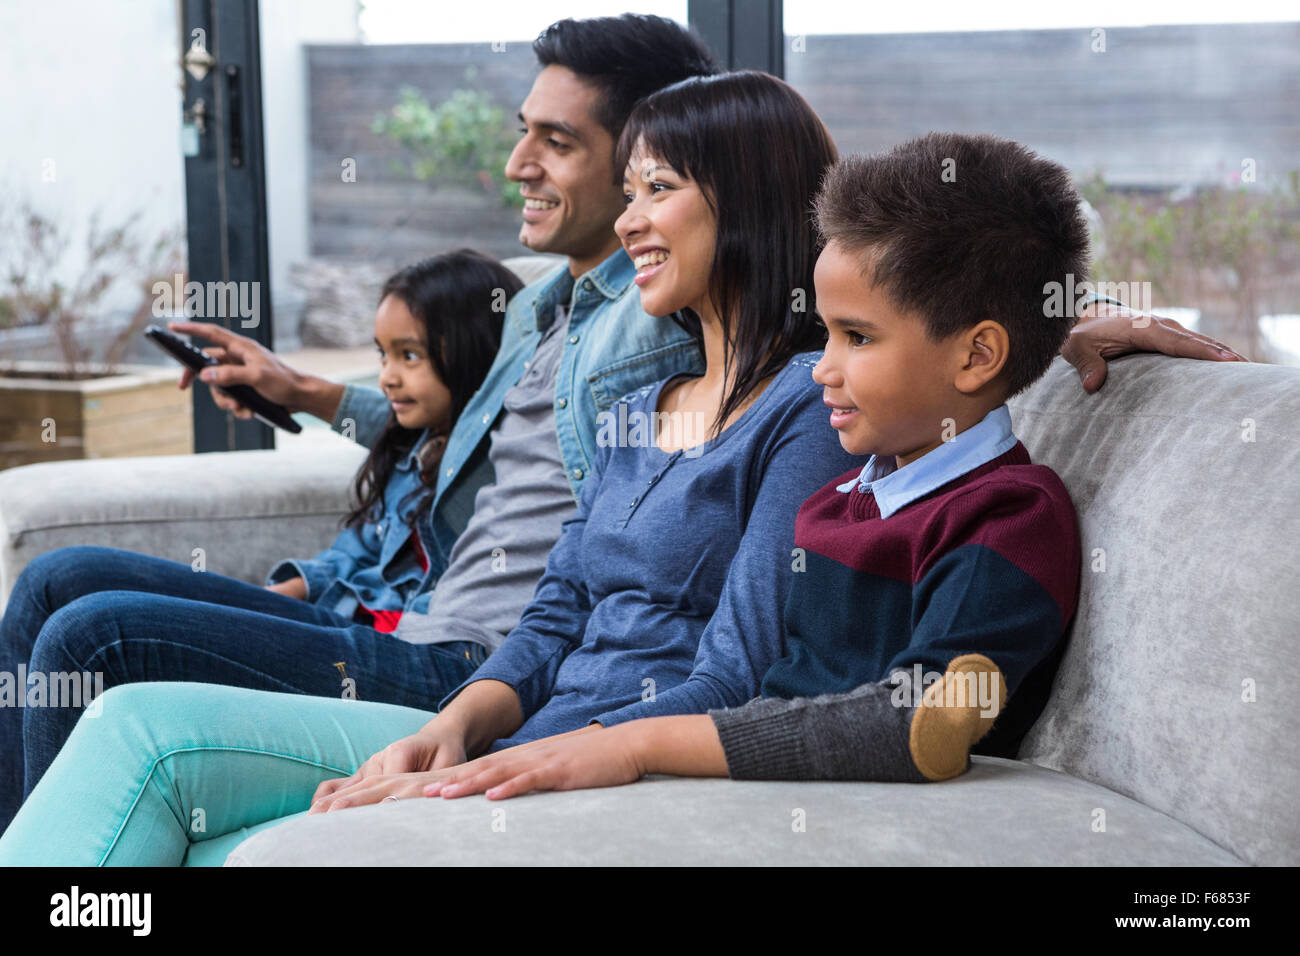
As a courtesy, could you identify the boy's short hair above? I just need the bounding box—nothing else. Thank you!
[814,132,1090,396]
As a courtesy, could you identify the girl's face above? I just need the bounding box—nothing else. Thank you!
[615,140,717,321]
[374,294,453,433]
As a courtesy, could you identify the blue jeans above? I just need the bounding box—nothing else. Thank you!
[0,546,487,833]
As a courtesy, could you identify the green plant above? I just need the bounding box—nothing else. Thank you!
[373,81,523,208]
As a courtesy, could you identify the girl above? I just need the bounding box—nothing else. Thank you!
[0,72,861,864]
[0,249,519,833]
[264,250,520,634]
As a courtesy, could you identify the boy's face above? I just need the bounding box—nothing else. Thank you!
[811,241,966,467]
[505,65,627,276]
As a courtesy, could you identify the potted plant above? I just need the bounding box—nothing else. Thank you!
[0,202,188,471]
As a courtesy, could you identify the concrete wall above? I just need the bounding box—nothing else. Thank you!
[305,21,1300,265]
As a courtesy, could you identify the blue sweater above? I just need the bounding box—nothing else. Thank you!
[440,351,862,750]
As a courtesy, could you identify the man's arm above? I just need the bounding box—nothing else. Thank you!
[1062,300,1247,393]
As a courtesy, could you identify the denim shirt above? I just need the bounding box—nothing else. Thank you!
[265,432,440,621]
[329,249,706,575]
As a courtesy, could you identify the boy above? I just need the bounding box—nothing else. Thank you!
[416,131,1087,797]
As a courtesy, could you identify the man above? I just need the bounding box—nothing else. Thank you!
[3,14,1243,822]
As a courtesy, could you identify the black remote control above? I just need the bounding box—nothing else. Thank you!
[144,325,303,434]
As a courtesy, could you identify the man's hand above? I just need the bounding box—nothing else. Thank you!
[167,320,345,423]
[1061,302,1248,393]
[265,577,308,601]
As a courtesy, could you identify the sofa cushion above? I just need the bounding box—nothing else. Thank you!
[0,446,365,605]
[1007,354,1300,866]
[223,756,1242,866]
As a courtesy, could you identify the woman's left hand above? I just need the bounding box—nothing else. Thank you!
[424,723,645,801]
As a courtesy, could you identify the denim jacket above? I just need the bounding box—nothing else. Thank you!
[265,432,440,621]
[328,249,706,576]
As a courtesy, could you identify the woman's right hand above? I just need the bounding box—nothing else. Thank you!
[310,721,467,808]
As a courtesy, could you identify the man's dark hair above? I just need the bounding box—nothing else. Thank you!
[814,132,1091,396]
[533,14,720,140]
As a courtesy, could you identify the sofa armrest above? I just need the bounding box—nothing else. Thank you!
[0,446,367,607]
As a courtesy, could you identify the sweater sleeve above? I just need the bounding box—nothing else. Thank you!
[709,475,1080,781]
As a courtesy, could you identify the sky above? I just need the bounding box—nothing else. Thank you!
[357,0,1299,43]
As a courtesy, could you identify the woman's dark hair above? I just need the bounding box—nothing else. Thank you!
[532,14,720,142]
[614,71,839,437]
[343,249,522,533]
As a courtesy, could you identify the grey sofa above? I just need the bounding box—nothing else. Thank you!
[1,352,1296,866]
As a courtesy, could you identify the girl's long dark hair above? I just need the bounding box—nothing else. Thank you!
[343,249,522,533]
[614,71,838,437]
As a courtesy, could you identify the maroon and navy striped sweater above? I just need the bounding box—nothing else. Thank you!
[710,441,1080,781]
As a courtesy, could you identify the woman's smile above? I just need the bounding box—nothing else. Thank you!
[630,246,671,286]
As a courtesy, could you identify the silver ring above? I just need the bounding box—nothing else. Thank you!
[383,795,400,803]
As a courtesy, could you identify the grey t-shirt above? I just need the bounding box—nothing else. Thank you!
[395,302,577,652]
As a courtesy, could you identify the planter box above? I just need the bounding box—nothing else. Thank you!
[0,362,193,470]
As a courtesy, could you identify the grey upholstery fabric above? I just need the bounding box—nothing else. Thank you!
[223,757,1242,866]
[0,446,365,606]
[1009,355,1300,867]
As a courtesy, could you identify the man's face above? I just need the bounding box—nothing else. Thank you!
[506,65,626,274]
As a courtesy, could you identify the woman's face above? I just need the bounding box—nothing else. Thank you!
[615,140,717,321]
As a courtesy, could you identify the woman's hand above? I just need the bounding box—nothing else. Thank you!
[265,577,308,600]
[422,723,646,801]
[309,721,469,812]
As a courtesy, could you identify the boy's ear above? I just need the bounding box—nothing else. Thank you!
[953,320,1010,394]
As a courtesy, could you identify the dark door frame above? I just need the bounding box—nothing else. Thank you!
[689,0,785,76]
[179,0,275,452]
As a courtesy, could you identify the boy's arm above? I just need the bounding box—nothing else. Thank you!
[704,476,1080,782]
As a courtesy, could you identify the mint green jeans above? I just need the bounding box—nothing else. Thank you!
[0,682,436,866]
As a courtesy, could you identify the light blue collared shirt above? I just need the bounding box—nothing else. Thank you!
[836,404,1018,518]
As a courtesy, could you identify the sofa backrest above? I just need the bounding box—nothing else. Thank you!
[1008,354,1300,866]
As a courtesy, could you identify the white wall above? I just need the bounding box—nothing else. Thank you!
[0,0,185,314]
[0,0,359,347]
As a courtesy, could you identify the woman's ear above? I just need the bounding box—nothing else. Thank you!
[953,320,1010,394]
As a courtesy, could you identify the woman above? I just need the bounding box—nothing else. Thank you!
[0,71,857,865]
[0,250,518,834]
